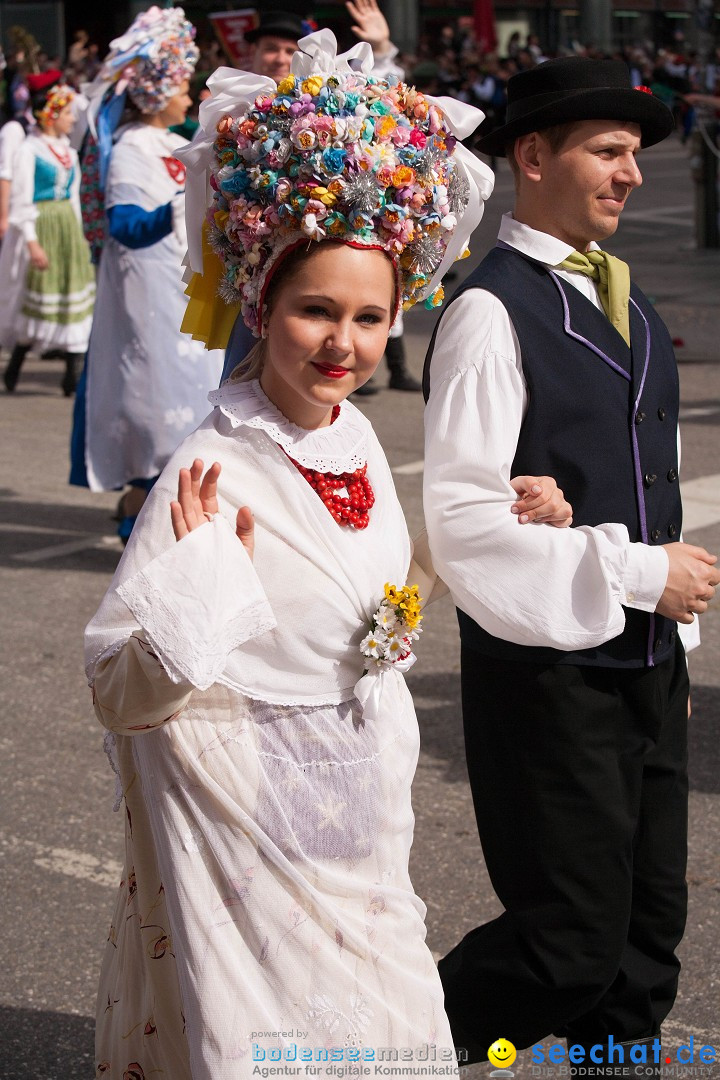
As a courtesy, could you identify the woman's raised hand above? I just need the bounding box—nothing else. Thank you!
[170,458,255,559]
[510,475,573,528]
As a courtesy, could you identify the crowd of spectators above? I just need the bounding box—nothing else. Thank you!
[1,13,718,149]
[392,22,719,156]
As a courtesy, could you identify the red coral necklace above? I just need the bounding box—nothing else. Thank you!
[284,404,375,530]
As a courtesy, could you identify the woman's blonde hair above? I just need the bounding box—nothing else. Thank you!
[228,339,266,383]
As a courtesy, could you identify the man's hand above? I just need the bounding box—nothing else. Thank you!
[346,0,391,54]
[656,543,718,623]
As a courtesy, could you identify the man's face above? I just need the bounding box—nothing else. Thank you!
[252,35,297,83]
[533,119,643,249]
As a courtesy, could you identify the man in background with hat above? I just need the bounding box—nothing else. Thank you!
[423,57,719,1068]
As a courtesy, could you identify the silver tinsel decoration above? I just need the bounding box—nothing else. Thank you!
[268,114,293,134]
[217,277,241,305]
[448,169,470,214]
[408,231,444,275]
[414,144,443,179]
[343,172,381,213]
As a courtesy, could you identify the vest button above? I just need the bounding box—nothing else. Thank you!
[635,411,646,424]
[654,638,663,651]
[658,407,666,420]
[651,529,661,541]
[667,468,677,482]
[668,523,677,538]
[670,629,677,642]
[644,473,657,487]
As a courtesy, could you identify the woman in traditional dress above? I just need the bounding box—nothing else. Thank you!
[0,73,94,394]
[74,7,224,540]
[85,34,572,1079]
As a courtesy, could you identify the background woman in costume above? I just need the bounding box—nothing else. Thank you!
[70,6,224,541]
[0,115,27,242]
[84,35,573,1080]
[0,73,94,395]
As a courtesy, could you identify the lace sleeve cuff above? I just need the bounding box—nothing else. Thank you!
[117,514,276,690]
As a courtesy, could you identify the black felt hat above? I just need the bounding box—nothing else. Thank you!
[244,11,305,45]
[475,56,674,156]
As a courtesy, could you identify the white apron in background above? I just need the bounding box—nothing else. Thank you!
[84,123,223,491]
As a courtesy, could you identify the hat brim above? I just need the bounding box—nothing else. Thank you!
[244,23,302,45]
[475,87,674,156]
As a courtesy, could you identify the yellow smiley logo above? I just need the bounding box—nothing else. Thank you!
[488,1039,517,1069]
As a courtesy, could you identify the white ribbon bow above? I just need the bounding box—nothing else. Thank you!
[354,653,416,723]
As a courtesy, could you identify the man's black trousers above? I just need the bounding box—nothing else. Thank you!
[439,639,689,1063]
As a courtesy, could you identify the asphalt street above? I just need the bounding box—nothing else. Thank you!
[1,135,718,1080]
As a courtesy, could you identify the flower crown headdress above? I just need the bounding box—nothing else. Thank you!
[177,30,495,340]
[94,5,198,116]
[37,83,76,127]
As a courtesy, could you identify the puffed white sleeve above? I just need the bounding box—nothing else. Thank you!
[13,141,39,242]
[69,149,82,222]
[115,514,276,690]
[422,290,670,650]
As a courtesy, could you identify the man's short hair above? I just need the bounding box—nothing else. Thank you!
[505,121,579,174]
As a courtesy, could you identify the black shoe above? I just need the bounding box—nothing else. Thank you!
[3,344,30,392]
[351,381,379,397]
[384,334,422,391]
[61,353,79,397]
[388,368,422,392]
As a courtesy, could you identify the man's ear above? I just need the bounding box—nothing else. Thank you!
[515,132,543,183]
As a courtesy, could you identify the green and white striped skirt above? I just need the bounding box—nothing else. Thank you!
[19,199,95,352]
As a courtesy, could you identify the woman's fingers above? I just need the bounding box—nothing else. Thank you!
[177,467,198,528]
[511,475,573,525]
[189,458,204,504]
[235,505,255,561]
[170,500,189,541]
[199,461,221,516]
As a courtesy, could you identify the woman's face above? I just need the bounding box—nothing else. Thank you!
[52,103,75,137]
[261,244,395,429]
[156,80,192,127]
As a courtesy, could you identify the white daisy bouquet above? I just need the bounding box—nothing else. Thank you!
[360,583,423,670]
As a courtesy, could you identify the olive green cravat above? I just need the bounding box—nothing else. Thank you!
[560,249,631,347]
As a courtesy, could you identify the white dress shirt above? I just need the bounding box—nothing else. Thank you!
[424,213,699,653]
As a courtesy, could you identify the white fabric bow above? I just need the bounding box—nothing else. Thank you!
[354,654,416,723]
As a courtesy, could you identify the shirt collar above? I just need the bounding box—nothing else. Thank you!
[497,212,601,266]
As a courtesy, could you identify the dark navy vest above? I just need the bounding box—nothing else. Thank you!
[423,245,682,669]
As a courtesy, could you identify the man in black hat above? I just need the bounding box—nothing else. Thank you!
[244,11,305,85]
[422,57,718,1069]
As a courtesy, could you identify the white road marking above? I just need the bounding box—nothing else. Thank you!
[681,473,720,533]
[1,831,122,889]
[13,533,123,562]
[393,459,425,475]
[679,406,719,420]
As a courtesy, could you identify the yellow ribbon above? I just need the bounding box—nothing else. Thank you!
[181,223,240,351]
[560,249,631,347]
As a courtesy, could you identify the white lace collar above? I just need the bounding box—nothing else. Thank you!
[208,378,371,473]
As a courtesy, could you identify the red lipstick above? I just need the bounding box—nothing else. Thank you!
[312,362,350,379]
